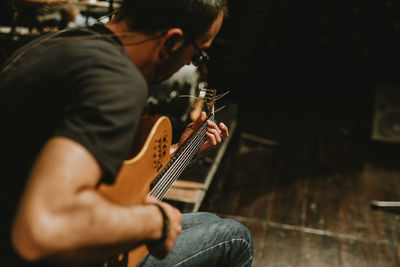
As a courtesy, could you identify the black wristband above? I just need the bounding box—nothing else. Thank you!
[153,203,169,243]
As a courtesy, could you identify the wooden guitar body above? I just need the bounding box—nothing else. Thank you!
[98,115,172,267]
[97,89,218,266]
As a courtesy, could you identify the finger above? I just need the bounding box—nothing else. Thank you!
[144,195,159,204]
[206,132,217,145]
[192,111,207,129]
[168,221,182,238]
[176,224,182,234]
[186,122,195,130]
[200,111,207,121]
[207,128,222,143]
[219,122,229,137]
[207,120,222,135]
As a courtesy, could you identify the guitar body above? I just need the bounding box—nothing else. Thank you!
[98,115,172,267]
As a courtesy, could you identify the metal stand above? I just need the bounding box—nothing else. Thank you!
[371,200,400,214]
[371,200,400,208]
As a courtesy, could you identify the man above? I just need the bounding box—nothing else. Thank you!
[0,0,254,266]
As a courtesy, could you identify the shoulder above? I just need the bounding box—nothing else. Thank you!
[52,29,148,103]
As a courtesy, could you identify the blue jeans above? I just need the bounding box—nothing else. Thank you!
[138,212,254,267]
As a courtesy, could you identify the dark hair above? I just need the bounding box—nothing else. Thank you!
[115,0,228,41]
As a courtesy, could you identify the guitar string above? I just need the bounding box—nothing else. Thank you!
[155,118,209,199]
[149,128,201,198]
[150,116,212,199]
[153,132,204,200]
[152,115,211,198]
[150,135,201,199]
[150,114,212,197]
[150,122,208,199]
[152,124,208,199]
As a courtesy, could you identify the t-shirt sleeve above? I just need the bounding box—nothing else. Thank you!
[53,46,148,184]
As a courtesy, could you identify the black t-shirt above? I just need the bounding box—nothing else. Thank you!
[0,24,148,266]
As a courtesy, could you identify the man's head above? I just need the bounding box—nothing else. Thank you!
[110,0,228,84]
[115,0,228,43]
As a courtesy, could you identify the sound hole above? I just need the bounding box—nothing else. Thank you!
[153,132,169,171]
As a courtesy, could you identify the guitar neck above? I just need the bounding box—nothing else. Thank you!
[149,113,214,200]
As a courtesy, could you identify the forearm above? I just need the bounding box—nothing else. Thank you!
[13,188,163,263]
[52,189,163,250]
[11,137,168,263]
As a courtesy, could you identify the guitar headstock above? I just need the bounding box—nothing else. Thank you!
[199,88,217,115]
[188,88,222,121]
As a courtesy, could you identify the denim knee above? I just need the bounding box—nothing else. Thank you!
[220,218,254,251]
[214,218,254,267]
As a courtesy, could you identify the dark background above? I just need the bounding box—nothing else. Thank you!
[199,3,400,266]
[204,0,400,142]
[209,0,400,98]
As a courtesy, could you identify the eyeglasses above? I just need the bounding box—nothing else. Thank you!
[191,41,210,66]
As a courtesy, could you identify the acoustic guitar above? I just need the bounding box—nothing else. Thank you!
[98,89,217,267]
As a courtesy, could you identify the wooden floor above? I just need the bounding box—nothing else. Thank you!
[199,96,400,267]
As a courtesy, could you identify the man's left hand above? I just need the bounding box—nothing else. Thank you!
[176,111,229,157]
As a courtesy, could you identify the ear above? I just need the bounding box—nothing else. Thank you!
[159,28,184,60]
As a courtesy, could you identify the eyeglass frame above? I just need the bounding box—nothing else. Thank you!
[190,41,210,66]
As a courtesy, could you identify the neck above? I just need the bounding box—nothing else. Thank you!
[105,19,160,82]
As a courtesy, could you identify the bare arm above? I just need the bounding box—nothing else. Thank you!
[11,136,181,264]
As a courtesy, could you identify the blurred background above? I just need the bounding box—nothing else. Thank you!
[1,0,400,266]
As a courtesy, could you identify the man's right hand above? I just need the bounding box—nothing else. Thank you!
[144,196,182,259]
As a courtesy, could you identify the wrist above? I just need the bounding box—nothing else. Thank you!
[152,204,169,243]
